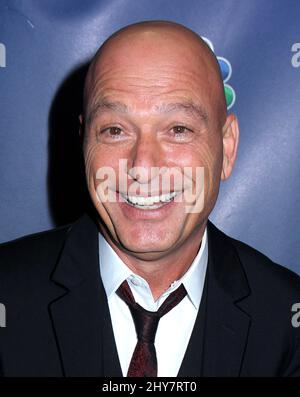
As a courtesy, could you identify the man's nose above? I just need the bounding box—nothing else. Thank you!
[128,132,162,183]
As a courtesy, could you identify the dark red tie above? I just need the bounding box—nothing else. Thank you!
[116,280,187,377]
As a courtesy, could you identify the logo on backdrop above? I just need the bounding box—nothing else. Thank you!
[291,43,300,68]
[0,43,6,68]
[202,37,235,110]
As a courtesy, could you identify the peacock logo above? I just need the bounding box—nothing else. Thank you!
[202,37,236,110]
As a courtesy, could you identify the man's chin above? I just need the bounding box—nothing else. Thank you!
[115,230,180,257]
[117,241,178,261]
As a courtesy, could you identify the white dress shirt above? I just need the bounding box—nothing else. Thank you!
[99,229,208,377]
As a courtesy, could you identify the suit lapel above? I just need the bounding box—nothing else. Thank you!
[202,221,251,376]
[178,222,250,376]
[48,213,122,377]
[177,221,251,377]
[177,271,208,376]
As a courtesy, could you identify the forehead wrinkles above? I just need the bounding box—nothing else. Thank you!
[86,65,212,112]
[85,94,210,127]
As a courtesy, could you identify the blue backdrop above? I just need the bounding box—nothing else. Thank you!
[1,0,299,275]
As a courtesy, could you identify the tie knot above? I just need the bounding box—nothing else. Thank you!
[116,280,187,344]
[130,307,159,343]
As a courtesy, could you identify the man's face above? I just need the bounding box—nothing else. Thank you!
[82,28,233,259]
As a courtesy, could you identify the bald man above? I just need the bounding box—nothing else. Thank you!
[0,21,299,377]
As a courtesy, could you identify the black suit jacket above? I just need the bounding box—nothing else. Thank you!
[0,212,299,377]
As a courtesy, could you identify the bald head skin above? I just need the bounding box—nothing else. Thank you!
[80,20,239,298]
[83,20,227,126]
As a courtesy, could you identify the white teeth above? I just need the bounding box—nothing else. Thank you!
[129,195,160,206]
[122,191,177,208]
[130,203,164,210]
[160,192,177,202]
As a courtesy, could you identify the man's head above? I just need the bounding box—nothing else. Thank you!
[80,20,239,261]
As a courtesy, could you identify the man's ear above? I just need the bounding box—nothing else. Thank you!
[221,114,239,180]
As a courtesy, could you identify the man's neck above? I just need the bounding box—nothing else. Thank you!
[98,223,206,300]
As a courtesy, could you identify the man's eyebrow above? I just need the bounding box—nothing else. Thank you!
[86,100,208,124]
[86,101,129,124]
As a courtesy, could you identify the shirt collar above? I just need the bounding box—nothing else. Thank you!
[99,228,208,310]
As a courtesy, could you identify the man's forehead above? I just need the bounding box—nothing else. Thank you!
[85,52,215,117]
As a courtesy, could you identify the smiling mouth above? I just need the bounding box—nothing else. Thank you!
[120,191,179,209]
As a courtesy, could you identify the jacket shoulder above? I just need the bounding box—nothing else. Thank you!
[229,234,300,296]
[0,223,71,278]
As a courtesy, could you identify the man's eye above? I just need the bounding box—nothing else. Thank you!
[171,125,192,135]
[101,126,122,136]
